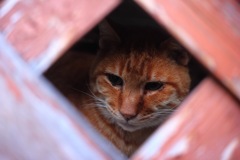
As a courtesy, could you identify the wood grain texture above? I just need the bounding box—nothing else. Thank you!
[132,77,240,160]
[135,0,240,100]
[0,0,120,72]
[0,35,125,160]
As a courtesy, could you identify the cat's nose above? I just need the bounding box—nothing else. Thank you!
[120,112,136,121]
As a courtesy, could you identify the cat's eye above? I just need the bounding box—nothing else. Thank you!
[144,82,164,91]
[106,73,124,86]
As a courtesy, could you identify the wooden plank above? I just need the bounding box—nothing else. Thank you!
[135,0,240,100]
[0,35,125,159]
[132,77,240,160]
[0,0,120,72]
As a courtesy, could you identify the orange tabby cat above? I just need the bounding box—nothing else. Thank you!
[46,21,191,156]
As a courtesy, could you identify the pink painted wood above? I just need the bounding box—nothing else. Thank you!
[1,0,240,159]
[0,0,120,72]
[132,78,240,160]
[136,0,240,100]
[0,35,125,160]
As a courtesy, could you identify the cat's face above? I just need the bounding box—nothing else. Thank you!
[89,21,191,132]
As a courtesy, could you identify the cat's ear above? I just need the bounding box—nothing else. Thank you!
[162,39,190,66]
[98,20,121,49]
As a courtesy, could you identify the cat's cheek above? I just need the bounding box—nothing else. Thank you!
[174,68,191,95]
[95,77,111,94]
[95,77,121,110]
[144,88,176,109]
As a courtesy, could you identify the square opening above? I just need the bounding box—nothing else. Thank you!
[44,0,207,157]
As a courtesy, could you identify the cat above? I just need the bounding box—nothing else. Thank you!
[45,21,191,157]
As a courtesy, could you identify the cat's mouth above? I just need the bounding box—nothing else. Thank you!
[117,121,142,132]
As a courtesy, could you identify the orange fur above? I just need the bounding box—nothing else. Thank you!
[46,21,191,156]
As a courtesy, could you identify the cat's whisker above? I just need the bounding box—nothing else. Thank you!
[86,83,94,94]
[71,87,98,99]
[155,111,174,116]
[71,86,104,104]
[70,86,107,109]
[86,84,103,100]
[78,99,106,108]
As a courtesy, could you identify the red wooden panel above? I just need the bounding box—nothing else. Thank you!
[135,0,240,100]
[0,35,125,159]
[0,0,120,72]
[132,77,240,160]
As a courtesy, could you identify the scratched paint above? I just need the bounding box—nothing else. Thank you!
[3,11,23,36]
[164,137,189,159]
[221,138,239,160]
[233,77,240,98]
[135,0,157,15]
[0,0,20,17]
[31,37,68,73]
[221,1,240,36]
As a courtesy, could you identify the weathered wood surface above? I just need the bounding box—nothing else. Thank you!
[1,0,240,159]
[132,78,240,160]
[136,0,240,100]
[0,35,125,160]
[0,0,120,72]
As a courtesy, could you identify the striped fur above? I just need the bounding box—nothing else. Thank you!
[74,22,191,156]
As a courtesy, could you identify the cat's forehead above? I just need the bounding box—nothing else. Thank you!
[103,51,170,81]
